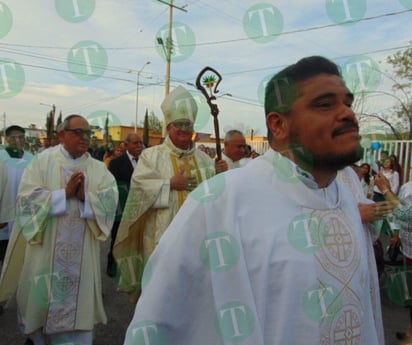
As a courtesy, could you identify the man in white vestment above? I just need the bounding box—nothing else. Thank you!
[0,115,118,345]
[122,56,384,345]
[0,125,33,263]
[113,86,227,302]
[222,129,247,169]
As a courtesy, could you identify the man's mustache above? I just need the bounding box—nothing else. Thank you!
[332,122,359,138]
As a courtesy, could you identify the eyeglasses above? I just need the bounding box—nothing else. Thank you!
[171,121,193,129]
[65,128,93,138]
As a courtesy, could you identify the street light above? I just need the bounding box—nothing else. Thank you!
[129,61,151,132]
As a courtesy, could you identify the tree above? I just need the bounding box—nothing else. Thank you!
[143,108,149,147]
[386,47,412,139]
[142,111,162,133]
[354,47,412,139]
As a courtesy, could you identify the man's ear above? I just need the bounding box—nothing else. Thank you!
[266,112,289,142]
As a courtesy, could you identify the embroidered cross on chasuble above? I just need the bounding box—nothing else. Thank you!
[45,170,86,333]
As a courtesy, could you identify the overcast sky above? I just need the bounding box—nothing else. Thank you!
[0,0,411,136]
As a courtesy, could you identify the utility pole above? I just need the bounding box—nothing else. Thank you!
[129,61,151,132]
[156,0,187,136]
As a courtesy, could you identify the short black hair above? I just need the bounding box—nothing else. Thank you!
[264,56,342,116]
[5,125,25,136]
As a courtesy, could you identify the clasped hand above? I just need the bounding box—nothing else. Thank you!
[65,171,85,201]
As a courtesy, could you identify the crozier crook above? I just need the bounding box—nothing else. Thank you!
[195,66,223,160]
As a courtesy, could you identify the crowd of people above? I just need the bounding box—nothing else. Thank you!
[1,55,412,344]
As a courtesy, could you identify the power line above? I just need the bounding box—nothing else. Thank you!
[0,9,409,51]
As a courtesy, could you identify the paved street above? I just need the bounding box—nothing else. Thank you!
[0,240,411,345]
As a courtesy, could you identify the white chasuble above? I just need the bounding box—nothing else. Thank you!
[114,136,215,298]
[123,150,383,345]
[0,146,118,335]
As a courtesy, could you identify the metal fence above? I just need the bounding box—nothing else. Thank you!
[247,140,412,184]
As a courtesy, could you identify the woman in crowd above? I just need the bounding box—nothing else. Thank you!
[359,163,374,199]
[375,173,412,342]
[373,159,399,201]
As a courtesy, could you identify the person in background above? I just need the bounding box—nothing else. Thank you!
[390,154,402,186]
[121,56,384,345]
[103,145,123,167]
[106,133,143,277]
[373,158,399,201]
[0,115,118,345]
[88,136,105,161]
[222,129,247,169]
[375,173,412,342]
[359,163,374,199]
[113,86,227,303]
[0,125,34,263]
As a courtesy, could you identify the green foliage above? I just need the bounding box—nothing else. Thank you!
[146,111,162,133]
[387,47,412,88]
